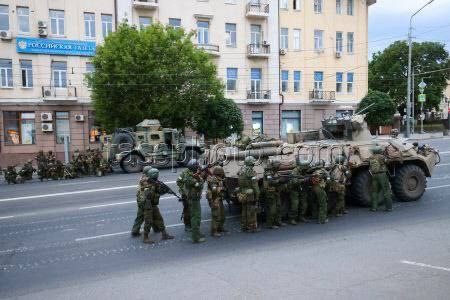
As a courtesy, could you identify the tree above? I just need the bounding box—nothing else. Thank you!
[369,41,449,111]
[194,97,244,140]
[88,23,224,133]
[358,90,396,127]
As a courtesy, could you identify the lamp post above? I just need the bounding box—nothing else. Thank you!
[406,0,435,138]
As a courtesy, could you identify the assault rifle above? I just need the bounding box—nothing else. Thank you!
[147,178,182,200]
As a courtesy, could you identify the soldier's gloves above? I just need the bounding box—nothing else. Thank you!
[195,183,200,187]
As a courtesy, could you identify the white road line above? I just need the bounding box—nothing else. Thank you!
[439,151,450,154]
[0,181,176,203]
[0,216,14,220]
[437,163,450,167]
[78,195,178,210]
[58,180,99,186]
[426,184,450,190]
[401,260,450,272]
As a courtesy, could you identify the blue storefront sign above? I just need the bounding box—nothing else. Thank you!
[16,37,96,57]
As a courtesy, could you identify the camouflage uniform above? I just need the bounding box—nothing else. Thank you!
[35,150,48,181]
[19,160,34,181]
[4,166,17,184]
[177,169,192,231]
[289,160,310,224]
[206,166,227,236]
[369,147,393,212]
[263,160,285,229]
[184,161,205,243]
[238,156,260,233]
[131,171,150,236]
[330,156,350,217]
[311,163,329,224]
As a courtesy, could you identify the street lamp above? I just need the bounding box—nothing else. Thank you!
[406,0,435,138]
[418,79,427,133]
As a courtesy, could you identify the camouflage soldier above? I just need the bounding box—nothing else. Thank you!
[289,159,311,224]
[55,160,65,179]
[263,160,286,229]
[237,136,252,150]
[35,150,47,181]
[311,161,330,224]
[177,169,192,232]
[131,166,153,237]
[19,160,35,181]
[237,156,260,233]
[369,146,393,212]
[330,155,351,217]
[47,150,56,165]
[184,159,205,243]
[206,166,227,237]
[4,166,18,184]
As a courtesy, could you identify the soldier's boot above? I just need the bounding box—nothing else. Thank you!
[289,219,298,225]
[299,216,310,223]
[161,230,174,240]
[269,225,279,229]
[143,233,155,244]
[279,222,287,227]
[317,218,329,224]
[131,231,141,237]
[211,231,222,237]
[193,237,206,244]
[184,226,192,232]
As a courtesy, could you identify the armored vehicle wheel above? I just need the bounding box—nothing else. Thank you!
[113,132,135,147]
[392,164,426,202]
[120,153,144,173]
[350,169,372,207]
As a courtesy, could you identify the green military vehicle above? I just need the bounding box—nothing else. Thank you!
[103,120,204,173]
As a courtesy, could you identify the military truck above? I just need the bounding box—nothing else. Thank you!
[103,120,204,173]
[204,112,440,207]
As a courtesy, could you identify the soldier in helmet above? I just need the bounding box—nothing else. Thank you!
[131,166,153,237]
[263,159,286,229]
[4,166,18,184]
[369,146,393,212]
[310,160,330,224]
[330,155,351,217]
[206,165,227,237]
[35,150,47,181]
[289,158,311,224]
[237,156,260,233]
[141,167,174,243]
[19,160,35,182]
[177,167,192,232]
[184,159,206,243]
[237,136,252,150]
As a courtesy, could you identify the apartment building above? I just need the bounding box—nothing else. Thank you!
[0,0,115,165]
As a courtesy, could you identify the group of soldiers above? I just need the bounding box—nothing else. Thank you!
[130,146,393,244]
[2,160,35,184]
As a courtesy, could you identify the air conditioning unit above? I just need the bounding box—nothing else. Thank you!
[0,30,12,40]
[41,112,53,121]
[279,49,287,55]
[336,51,342,58]
[38,28,48,37]
[75,114,85,122]
[38,21,47,28]
[43,89,52,97]
[263,40,269,45]
[41,123,53,132]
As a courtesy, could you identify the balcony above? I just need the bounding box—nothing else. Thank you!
[247,43,270,58]
[246,1,270,18]
[309,90,336,104]
[42,86,78,101]
[195,44,220,57]
[246,90,271,104]
[133,0,159,10]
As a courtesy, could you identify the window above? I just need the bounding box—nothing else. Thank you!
[20,60,33,88]
[314,0,322,13]
[17,7,30,34]
[336,72,343,93]
[52,61,67,88]
[88,111,101,144]
[50,10,65,36]
[101,14,113,37]
[84,13,96,38]
[293,0,301,10]
[281,111,301,138]
[347,0,354,15]
[197,21,209,45]
[3,112,36,145]
[169,18,181,29]
[250,24,262,45]
[250,68,262,98]
[314,71,323,91]
[281,0,288,9]
[0,59,13,88]
[347,32,354,53]
[336,0,342,14]
[280,28,288,50]
[281,70,289,93]
[336,32,343,53]
[347,73,354,93]
[294,71,301,93]
[226,68,237,92]
[225,23,237,47]
[293,29,301,50]
[0,5,8,30]
[314,30,323,50]
[252,111,264,135]
[56,112,70,144]
[139,17,152,29]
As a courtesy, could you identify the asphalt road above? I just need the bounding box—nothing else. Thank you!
[1,138,450,299]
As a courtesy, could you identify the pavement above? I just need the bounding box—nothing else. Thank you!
[0,138,450,299]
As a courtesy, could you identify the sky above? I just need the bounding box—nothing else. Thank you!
[368,0,450,57]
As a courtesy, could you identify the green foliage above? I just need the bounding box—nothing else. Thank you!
[194,97,244,140]
[369,41,450,111]
[358,90,396,127]
[87,23,225,134]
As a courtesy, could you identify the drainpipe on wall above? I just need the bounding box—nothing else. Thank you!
[114,0,118,30]
[277,0,284,139]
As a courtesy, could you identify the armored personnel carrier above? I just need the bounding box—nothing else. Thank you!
[204,111,439,206]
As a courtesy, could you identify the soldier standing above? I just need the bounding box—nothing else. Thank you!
[35,150,47,181]
[176,168,192,232]
[184,159,206,243]
[131,166,153,237]
[4,166,18,184]
[369,146,393,212]
[263,160,286,229]
[237,156,260,233]
[206,166,227,237]
[311,161,330,224]
[330,155,350,217]
[19,160,35,181]
[289,159,311,224]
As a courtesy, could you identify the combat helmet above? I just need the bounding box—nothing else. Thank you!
[370,145,383,154]
[143,166,152,174]
[244,156,256,167]
[146,167,159,179]
[334,155,346,164]
[186,159,199,172]
[212,166,225,177]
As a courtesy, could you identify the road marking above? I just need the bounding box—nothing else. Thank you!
[401,260,450,272]
[78,195,179,210]
[0,181,176,203]
[58,180,99,186]
[0,216,14,220]
[439,151,450,154]
[437,163,450,167]
[426,184,450,190]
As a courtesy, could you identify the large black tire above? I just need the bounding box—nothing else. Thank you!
[112,132,135,147]
[392,164,426,202]
[350,169,372,207]
[120,152,144,173]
